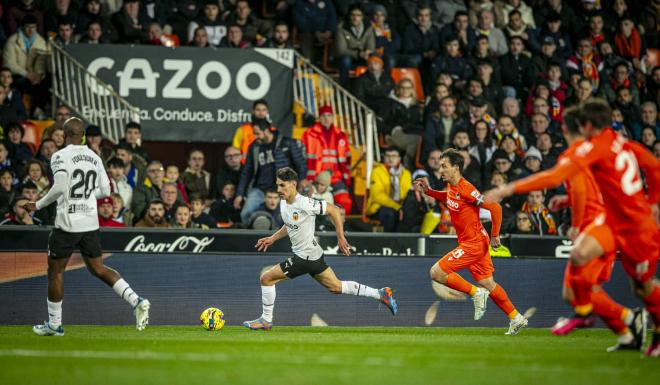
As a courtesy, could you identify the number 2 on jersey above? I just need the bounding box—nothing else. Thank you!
[615,150,642,196]
[70,169,98,199]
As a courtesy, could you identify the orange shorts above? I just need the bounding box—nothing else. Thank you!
[563,218,617,288]
[438,237,493,281]
[585,214,660,283]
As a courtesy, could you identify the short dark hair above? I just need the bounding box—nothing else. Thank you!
[276,167,298,182]
[383,146,401,157]
[454,10,468,19]
[189,194,204,203]
[265,188,279,195]
[579,99,612,129]
[125,121,141,131]
[21,180,37,191]
[508,9,521,18]
[562,106,582,136]
[115,142,133,153]
[148,199,165,209]
[253,99,268,109]
[0,66,11,74]
[7,122,24,137]
[107,157,124,168]
[441,148,465,171]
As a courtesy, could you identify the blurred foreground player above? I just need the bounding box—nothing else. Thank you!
[414,149,529,335]
[243,167,397,330]
[485,100,660,356]
[24,118,150,336]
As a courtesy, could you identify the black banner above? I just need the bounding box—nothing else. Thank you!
[66,45,294,142]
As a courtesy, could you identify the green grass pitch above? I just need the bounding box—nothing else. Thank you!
[0,326,658,385]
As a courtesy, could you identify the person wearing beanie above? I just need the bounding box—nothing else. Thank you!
[301,105,353,213]
[520,146,543,178]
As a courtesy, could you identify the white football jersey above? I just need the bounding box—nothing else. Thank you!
[280,194,327,260]
[41,145,110,232]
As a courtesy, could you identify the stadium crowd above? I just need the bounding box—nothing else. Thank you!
[0,0,659,235]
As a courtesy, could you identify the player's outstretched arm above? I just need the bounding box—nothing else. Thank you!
[255,225,288,252]
[413,178,447,201]
[326,203,352,256]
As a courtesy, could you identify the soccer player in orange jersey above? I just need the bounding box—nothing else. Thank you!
[414,149,529,335]
[485,100,660,356]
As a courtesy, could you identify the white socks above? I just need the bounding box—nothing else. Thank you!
[112,279,140,308]
[47,298,62,328]
[261,285,276,322]
[618,331,634,345]
[341,281,381,300]
[623,309,634,325]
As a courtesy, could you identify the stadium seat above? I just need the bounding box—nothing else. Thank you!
[390,68,424,102]
[646,48,660,68]
[352,66,368,77]
[360,190,383,232]
[162,34,180,47]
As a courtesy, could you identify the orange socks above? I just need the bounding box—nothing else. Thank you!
[490,284,518,319]
[445,273,478,296]
[591,289,628,334]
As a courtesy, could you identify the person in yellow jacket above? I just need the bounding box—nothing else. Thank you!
[232,99,270,164]
[366,147,412,231]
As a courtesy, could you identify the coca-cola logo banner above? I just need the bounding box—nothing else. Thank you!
[123,235,215,253]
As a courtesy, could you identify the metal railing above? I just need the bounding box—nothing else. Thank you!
[292,52,380,183]
[49,42,140,144]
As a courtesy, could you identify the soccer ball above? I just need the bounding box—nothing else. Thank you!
[199,307,225,331]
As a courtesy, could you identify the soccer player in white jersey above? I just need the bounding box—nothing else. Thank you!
[243,167,398,330]
[24,118,150,336]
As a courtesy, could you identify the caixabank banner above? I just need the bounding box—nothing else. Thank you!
[66,45,294,141]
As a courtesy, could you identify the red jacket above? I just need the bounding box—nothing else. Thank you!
[98,216,125,227]
[301,123,351,185]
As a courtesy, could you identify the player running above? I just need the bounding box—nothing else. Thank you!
[243,167,397,330]
[485,100,660,356]
[414,149,528,335]
[24,118,150,336]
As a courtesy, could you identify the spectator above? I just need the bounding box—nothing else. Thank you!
[641,127,657,150]
[602,62,640,106]
[5,123,33,169]
[118,121,149,162]
[565,77,596,108]
[5,0,45,36]
[0,142,21,184]
[498,134,523,170]
[107,156,133,209]
[266,20,292,49]
[301,105,352,213]
[36,138,57,179]
[139,0,171,31]
[475,61,501,107]
[401,4,439,76]
[494,0,535,29]
[536,132,558,170]
[613,86,641,129]
[502,9,533,44]
[111,192,133,226]
[488,170,517,230]
[50,127,65,149]
[366,147,411,232]
[511,210,534,234]
[520,146,542,177]
[111,0,148,44]
[457,78,497,117]
[431,34,472,89]
[144,22,167,45]
[451,129,471,151]
[614,13,644,64]
[489,148,516,182]
[189,194,216,229]
[131,159,164,220]
[566,37,603,91]
[3,15,49,117]
[464,95,497,131]
[530,11,572,60]
[501,97,530,137]
[226,0,271,47]
[232,99,269,164]
[335,4,375,85]
[499,36,534,99]
[42,104,72,139]
[187,0,226,46]
[521,190,557,235]
[531,37,563,78]
[309,170,334,204]
[0,195,41,225]
[370,5,400,69]
[535,0,580,35]
[397,173,438,234]
[439,10,476,54]
[423,96,468,160]
[494,114,527,151]
[164,164,189,204]
[293,0,337,63]
[98,196,124,227]
[235,119,306,224]
[353,55,394,112]
[53,16,77,47]
[22,159,49,197]
[182,149,211,202]
[115,142,146,189]
[0,67,27,120]
[0,170,17,215]
[424,83,451,122]
[654,140,660,159]
[44,0,78,34]
[249,188,283,230]
[423,149,444,190]
[77,0,116,42]
[211,146,242,200]
[467,35,500,79]
[190,26,210,47]
[171,204,202,229]
[469,119,498,167]
[476,9,508,57]
[544,61,569,104]
[597,41,626,81]
[85,125,113,162]
[631,101,660,141]
[219,21,248,47]
[20,180,54,224]
[160,182,182,222]
[134,199,170,228]
[458,148,483,190]
[379,78,423,169]
[210,181,241,224]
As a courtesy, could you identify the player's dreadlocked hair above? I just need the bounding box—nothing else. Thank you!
[277,167,298,182]
[441,148,464,172]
